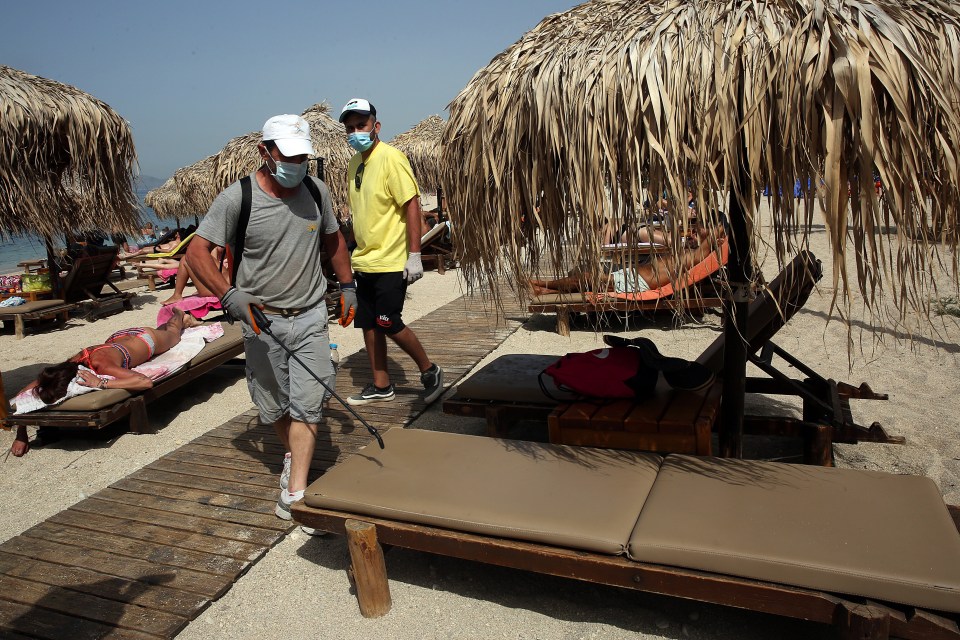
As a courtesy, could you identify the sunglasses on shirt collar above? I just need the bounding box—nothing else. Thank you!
[354,163,365,190]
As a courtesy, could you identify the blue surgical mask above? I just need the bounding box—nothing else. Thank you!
[348,131,374,152]
[267,155,308,188]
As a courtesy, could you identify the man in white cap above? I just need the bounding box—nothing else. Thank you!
[338,98,443,406]
[186,114,356,526]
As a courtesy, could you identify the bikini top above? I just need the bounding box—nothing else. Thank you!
[73,343,132,373]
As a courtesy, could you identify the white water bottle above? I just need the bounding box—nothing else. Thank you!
[329,343,340,372]
[324,343,340,403]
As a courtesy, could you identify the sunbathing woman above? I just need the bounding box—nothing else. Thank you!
[530,215,724,296]
[9,308,201,457]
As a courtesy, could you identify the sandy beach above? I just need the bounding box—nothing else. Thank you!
[2,201,959,639]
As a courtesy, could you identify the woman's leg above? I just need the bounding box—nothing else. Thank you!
[150,308,199,355]
[161,260,192,305]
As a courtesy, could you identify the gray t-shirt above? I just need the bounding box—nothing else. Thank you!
[197,174,339,309]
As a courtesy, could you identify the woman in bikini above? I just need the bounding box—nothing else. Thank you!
[9,308,200,457]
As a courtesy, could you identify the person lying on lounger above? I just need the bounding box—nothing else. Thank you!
[9,308,201,457]
[530,214,724,296]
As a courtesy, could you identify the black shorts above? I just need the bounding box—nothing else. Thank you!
[354,271,407,335]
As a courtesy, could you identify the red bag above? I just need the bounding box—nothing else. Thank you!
[540,347,658,399]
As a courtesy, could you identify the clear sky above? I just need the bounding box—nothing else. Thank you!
[4,0,579,182]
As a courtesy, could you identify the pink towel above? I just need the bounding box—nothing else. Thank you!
[158,268,178,282]
[157,296,222,325]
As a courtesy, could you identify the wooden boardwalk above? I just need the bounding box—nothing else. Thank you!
[0,293,523,639]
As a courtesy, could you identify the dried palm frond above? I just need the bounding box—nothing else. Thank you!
[442,0,960,328]
[390,115,446,193]
[145,177,189,221]
[0,65,140,239]
[173,154,218,216]
[211,102,354,212]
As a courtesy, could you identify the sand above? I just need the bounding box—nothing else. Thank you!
[2,203,958,639]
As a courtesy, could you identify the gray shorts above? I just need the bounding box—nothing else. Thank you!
[241,305,334,425]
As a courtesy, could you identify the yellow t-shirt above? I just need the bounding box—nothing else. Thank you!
[347,142,420,272]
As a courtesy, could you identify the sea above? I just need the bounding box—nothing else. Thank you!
[0,191,171,276]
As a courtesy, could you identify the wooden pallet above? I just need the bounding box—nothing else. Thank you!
[0,293,525,639]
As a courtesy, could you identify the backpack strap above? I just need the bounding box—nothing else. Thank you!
[301,176,325,212]
[231,176,252,285]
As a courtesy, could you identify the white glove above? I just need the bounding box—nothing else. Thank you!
[403,252,424,284]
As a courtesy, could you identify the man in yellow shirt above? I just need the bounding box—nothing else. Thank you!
[339,98,443,405]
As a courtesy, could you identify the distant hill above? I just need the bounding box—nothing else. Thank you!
[134,175,166,192]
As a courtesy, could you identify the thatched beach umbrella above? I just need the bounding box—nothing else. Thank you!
[173,154,218,216]
[390,115,446,193]
[211,102,353,212]
[442,0,960,456]
[0,65,140,239]
[145,177,190,221]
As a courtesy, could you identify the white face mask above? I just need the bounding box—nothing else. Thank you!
[265,151,308,187]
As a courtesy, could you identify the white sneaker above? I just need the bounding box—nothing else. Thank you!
[280,452,291,490]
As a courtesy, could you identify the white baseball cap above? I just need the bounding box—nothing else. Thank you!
[262,114,316,157]
[339,98,377,123]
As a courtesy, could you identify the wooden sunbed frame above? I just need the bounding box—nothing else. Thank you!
[2,327,244,433]
[421,221,454,274]
[291,502,960,638]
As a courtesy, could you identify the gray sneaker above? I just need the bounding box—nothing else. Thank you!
[275,490,295,521]
[421,364,444,403]
[347,383,396,405]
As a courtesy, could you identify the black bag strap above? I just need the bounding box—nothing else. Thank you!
[231,176,253,285]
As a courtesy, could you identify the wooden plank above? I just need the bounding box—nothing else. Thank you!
[46,510,266,562]
[0,536,229,599]
[69,498,287,547]
[550,427,695,452]
[589,401,635,432]
[658,387,709,434]
[623,380,674,433]
[133,468,279,502]
[23,520,249,578]
[0,550,207,619]
[146,457,278,489]
[90,488,289,532]
[0,573,188,638]
[0,597,160,640]
[111,478,274,516]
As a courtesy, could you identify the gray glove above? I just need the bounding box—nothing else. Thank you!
[338,283,357,327]
[403,252,424,284]
[220,287,263,326]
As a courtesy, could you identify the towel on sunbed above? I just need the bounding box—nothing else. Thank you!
[11,323,225,415]
[0,297,26,307]
[156,296,222,326]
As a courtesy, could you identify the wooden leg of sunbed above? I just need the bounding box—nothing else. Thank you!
[345,519,392,618]
[128,397,149,434]
[556,308,571,336]
[14,315,25,340]
[835,602,890,640]
[803,423,833,467]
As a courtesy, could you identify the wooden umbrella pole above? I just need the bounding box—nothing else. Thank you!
[719,67,754,459]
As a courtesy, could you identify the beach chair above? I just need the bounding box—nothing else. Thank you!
[2,321,245,434]
[292,428,960,638]
[445,250,895,463]
[528,239,728,334]
[0,299,77,339]
[58,247,136,319]
[124,232,196,290]
[420,221,454,274]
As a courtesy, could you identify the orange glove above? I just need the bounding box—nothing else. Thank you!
[338,284,357,327]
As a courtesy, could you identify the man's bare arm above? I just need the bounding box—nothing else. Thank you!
[322,230,354,285]
[185,236,231,299]
[405,196,422,253]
